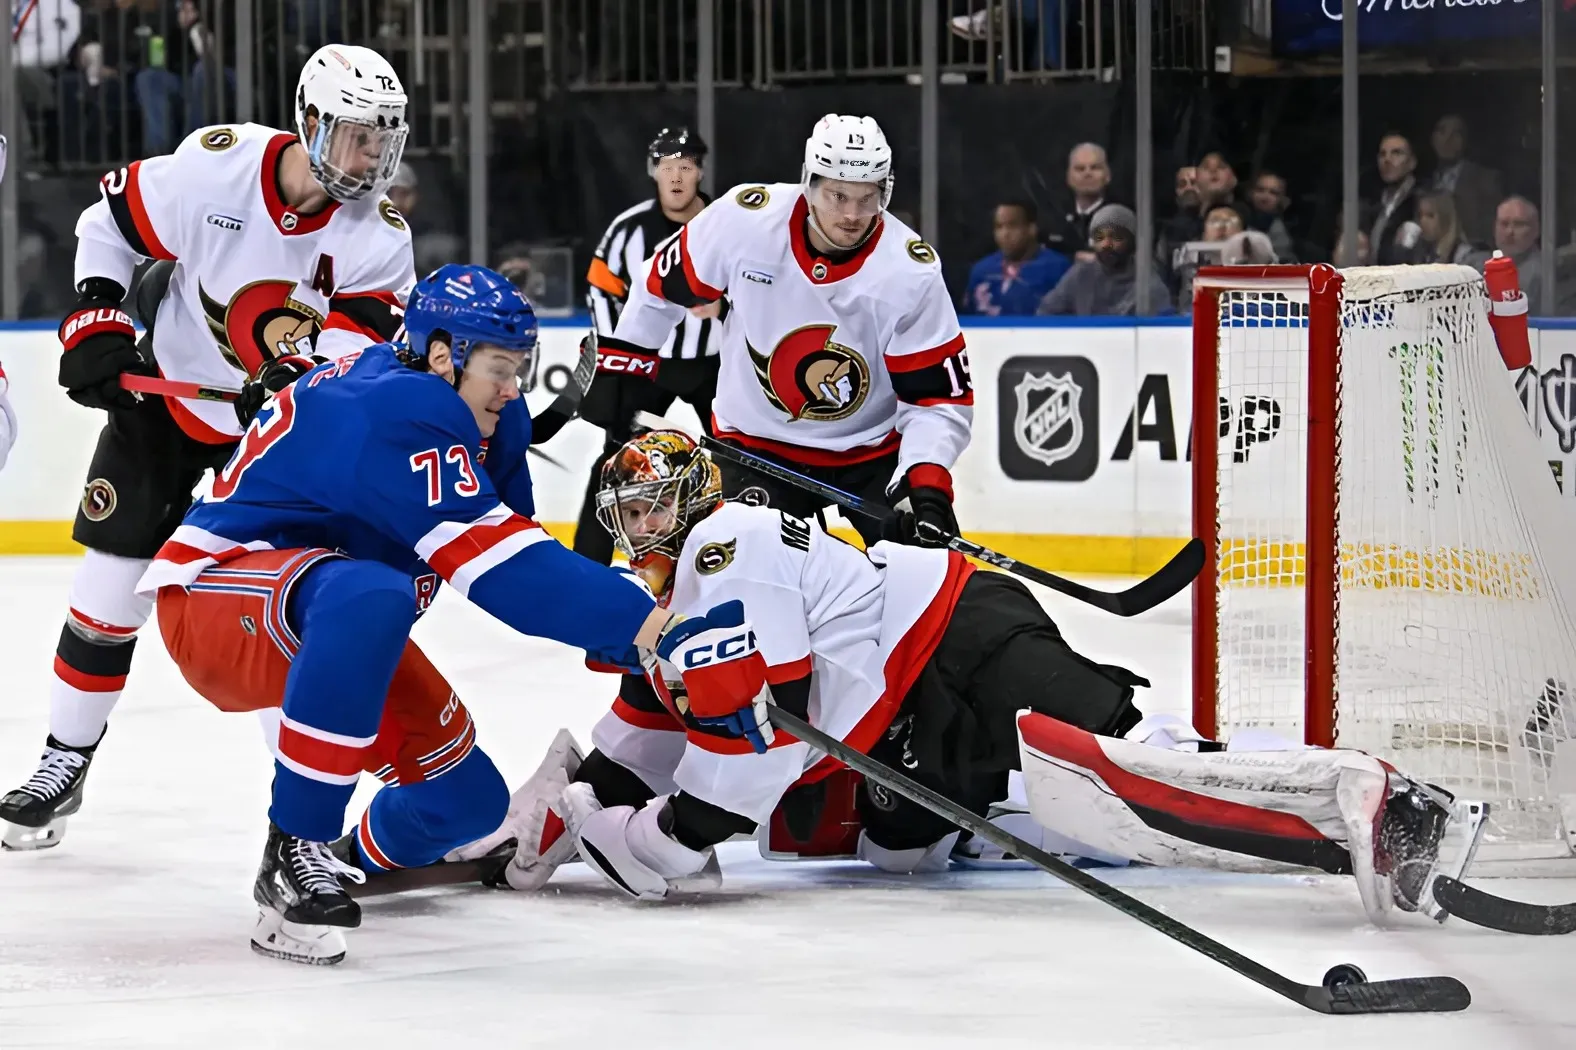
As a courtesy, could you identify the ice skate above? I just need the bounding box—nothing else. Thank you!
[250,823,366,965]
[1377,778,1488,922]
[0,734,101,851]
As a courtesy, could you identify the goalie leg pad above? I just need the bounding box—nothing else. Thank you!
[447,728,585,890]
[1016,711,1372,875]
[562,784,716,901]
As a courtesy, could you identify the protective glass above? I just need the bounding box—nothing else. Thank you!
[313,115,408,201]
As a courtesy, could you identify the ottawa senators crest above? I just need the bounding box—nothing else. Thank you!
[747,324,870,423]
[198,279,325,378]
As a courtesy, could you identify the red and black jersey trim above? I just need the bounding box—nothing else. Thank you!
[262,134,339,236]
[327,290,406,343]
[886,333,972,407]
[646,226,724,308]
[101,161,176,262]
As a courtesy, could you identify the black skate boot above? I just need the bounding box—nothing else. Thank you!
[1378,778,1488,921]
[250,822,366,965]
[0,733,102,851]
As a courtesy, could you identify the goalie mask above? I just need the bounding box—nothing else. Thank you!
[596,430,723,598]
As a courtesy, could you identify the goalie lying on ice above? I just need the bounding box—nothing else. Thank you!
[459,429,1482,925]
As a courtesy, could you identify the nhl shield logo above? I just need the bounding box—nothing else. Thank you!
[1013,371,1085,467]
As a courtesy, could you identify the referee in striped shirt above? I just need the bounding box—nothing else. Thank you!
[574,127,725,564]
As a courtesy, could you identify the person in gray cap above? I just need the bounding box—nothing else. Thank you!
[1036,203,1171,316]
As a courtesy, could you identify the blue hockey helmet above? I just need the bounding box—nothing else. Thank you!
[402,263,540,389]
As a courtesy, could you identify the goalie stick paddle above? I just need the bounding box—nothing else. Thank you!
[1432,876,1576,936]
[765,706,1471,1015]
[632,411,1203,617]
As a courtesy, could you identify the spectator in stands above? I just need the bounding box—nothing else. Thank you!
[1371,133,1421,266]
[1042,142,1112,262]
[58,0,147,165]
[1246,170,1296,262]
[13,0,82,165]
[1157,164,1204,289]
[136,0,236,155]
[1478,195,1543,308]
[1427,114,1501,250]
[1407,190,1475,266]
[1196,151,1242,214]
[961,200,1071,316]
[1036,204,1171,317]
[1172,205,1251,313]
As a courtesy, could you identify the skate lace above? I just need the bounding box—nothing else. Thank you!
[291,838,367,895]
[20,747,88,802]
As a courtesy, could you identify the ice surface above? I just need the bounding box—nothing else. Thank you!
[1,556,1573,1049]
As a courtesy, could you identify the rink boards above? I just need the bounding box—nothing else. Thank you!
[4,316,1576,573]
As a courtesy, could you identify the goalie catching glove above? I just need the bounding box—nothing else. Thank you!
[654,599,775,753]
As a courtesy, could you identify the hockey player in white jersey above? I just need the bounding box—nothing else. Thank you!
[468,430,1477,927]
[0,44,418,851]
[601,114,971,549]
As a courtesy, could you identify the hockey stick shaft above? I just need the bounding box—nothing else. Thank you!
[766,706,1469,1014]
[633,410,1203,617]
[531,331,600,444]
[120,374,240,403]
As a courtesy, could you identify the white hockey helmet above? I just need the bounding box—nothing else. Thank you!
[295,44,409,203]
[801,113,894,209]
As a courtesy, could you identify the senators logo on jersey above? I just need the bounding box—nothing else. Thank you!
[747,324,870,423]
[199,279,325,378]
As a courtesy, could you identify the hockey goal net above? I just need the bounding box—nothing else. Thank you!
[1192,263,1576,858]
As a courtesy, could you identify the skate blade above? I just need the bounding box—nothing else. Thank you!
[2,818,67,851]
[250,909,348,966]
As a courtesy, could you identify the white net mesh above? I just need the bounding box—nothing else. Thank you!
[1209,264,1576,854]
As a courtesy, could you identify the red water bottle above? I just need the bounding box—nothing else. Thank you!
[1484,250,1532,370]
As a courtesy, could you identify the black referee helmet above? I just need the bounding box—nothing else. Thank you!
[647,127,708,176]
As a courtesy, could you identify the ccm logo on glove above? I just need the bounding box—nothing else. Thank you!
[679,629,759,669]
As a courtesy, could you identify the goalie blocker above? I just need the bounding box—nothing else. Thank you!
[456,429,1482,925]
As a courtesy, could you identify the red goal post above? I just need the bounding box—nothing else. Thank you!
[1191,264,1339,745]
[1189,261,1576,855]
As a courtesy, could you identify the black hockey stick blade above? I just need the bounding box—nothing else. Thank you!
[929,528,1204,617]
[349,840,515,899]
[634,411,1204,618]
[1432,875,1576,935]
[766,707,1470,1015]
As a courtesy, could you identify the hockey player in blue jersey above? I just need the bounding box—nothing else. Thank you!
[135,264,678,965]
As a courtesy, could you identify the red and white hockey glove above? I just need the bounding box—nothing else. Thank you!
[58,279,148,411]
[656,600,775,753]
[593,334,661,380]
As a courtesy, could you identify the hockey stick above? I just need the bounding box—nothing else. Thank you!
[348,840,517,898]
[1431,876,1576,936]
[632,411,1203,618]
[121,374,240,402]
[765,706,1470,1015]
[531,330,600,444]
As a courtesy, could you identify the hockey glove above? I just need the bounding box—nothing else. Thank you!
[58,279,150,411]
[579,335,662,432]
[885,464,959,548]
[234,354,324,427]
[655,600,775,754]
